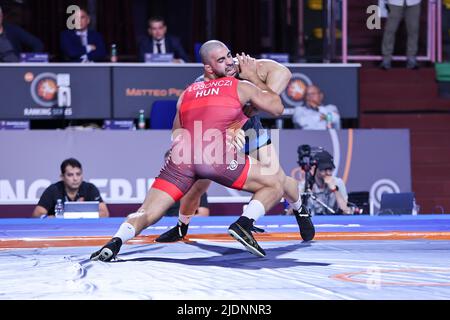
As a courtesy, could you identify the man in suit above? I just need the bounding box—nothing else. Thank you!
[60,8,106,62]
[138,16,190,63]
[0,5,44,62]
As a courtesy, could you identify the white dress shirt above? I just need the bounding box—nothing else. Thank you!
[153,38,166,54]
[76,30,90,62]
[292,104,341,130]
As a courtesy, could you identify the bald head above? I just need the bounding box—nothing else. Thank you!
[199,40,228,64]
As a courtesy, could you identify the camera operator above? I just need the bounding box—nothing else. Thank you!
[298,148,351,215]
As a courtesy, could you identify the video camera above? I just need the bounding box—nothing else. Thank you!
[296,144,323,193]
[297,144,323,171]
[297,144,364,215]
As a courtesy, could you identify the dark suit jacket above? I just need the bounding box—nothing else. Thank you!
[138,35,190,62]
[3,23,44,55]
[60,29,106,62]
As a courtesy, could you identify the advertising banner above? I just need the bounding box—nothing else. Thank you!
[0,63,359,120]
[0,65,111,119]
[0,129,410,213]
[112,64,359,119]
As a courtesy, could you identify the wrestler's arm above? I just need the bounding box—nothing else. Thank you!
[236,53,270,92]
[237,80,284,116]
[236,54,291,94]
[171,91,185,138]
[237,54,291,117]
[256,59,292,94]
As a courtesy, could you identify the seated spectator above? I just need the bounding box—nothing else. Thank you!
[32,158,109,218]
[163,150,209,217]
[60,7,106,62]
[292,85,341,129]
[138,16,190,63]
[0,5,44,62]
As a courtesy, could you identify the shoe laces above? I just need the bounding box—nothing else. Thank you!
[294,209,311,218]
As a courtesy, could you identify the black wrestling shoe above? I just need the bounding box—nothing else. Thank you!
[90,237,122,262]
[293,209,315,242]
[228,216,266,257]
[155,221,189,243]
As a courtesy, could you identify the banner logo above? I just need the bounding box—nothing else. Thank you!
[281,73,312,106]
[29,73,58,107]
[24,72,72,116]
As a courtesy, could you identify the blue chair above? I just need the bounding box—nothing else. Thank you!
[149,100,177,129]
[194,42,202,62]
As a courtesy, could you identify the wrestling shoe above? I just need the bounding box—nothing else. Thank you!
[90,237,122,262]
[228,216,266,257]
[155,221,189,242]
[293,209,315,241]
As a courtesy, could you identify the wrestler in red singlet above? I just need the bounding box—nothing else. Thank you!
[152,77,251,201]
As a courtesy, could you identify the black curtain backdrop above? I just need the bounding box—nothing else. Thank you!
[214,0,262,56]
[3,0,270,62]
[96,0,136,61]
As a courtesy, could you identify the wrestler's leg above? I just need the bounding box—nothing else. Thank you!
[250,143,300,204]
[179,179,212,222]
[251,143,314,241]
[127,187,176,233]
[155,179,212,242]
[224,157,284,257]
[239,157,284,211]
[90,186,177,261]
[91,154,196,260]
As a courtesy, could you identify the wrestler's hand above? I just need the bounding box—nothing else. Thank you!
[236,52,258,83]
[226,128,246,151]
[242,102,259,117]
[232,129,246,150]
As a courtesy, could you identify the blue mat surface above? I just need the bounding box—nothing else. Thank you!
[1,214,449,238]
[1,215,450,299]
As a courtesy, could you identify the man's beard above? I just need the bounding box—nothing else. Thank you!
[225,64,238,77]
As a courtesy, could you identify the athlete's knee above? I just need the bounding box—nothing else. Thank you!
[269,179,284,199]
[128,208,162,226]
[258,150,281,175]
[276,169,287,185]
[127,208,146,220]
